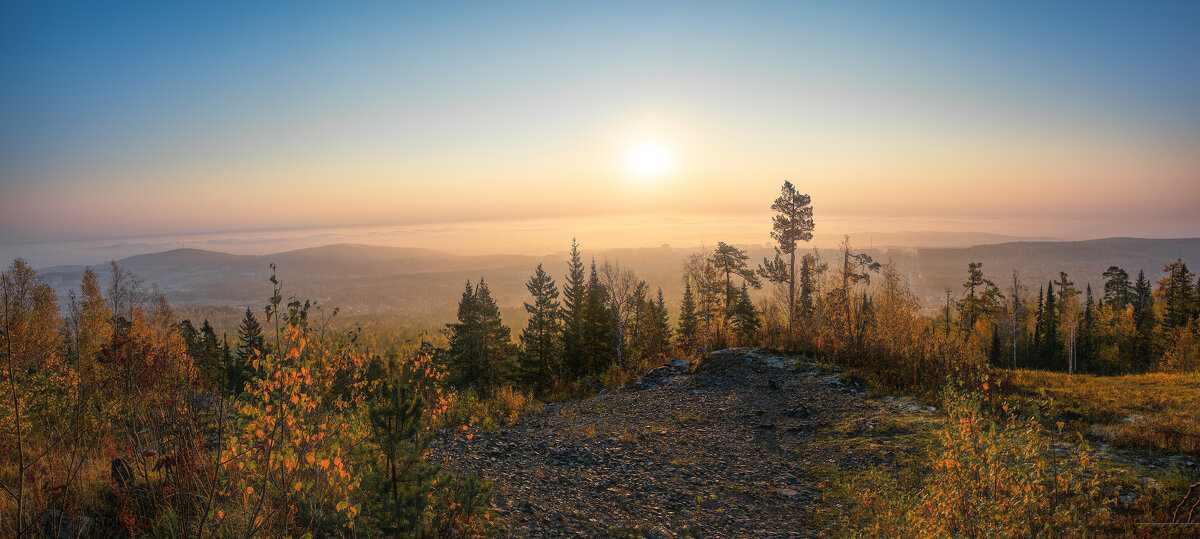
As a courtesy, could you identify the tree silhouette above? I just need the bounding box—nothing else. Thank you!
[676,282,700,354]
[519,264,561,394]
[444,279,514,395]
[759,180,814,324]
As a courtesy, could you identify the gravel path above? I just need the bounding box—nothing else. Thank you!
[432,348,941,537]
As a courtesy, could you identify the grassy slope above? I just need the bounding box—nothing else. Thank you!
[1000,369,1200,454]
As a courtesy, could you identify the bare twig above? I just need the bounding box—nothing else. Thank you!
[1173,480,1200,523]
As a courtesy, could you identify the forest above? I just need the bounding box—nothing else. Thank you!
[3,181,1199,536]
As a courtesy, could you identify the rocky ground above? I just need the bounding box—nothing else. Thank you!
[432,348,944,537]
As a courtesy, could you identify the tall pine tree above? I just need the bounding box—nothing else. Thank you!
[758,180,814,324]
[958,262,1003,335]
[712,242,761,311]
[1102,266,1131,310]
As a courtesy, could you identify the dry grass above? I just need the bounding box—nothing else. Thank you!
[0,447,115,536]
[824,388,1119,537]
[434,385,543,433]
[999,369,1200,454]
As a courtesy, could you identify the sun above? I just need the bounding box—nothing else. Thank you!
[624,139,675,181]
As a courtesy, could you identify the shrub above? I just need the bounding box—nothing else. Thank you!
[834,387,1116,537]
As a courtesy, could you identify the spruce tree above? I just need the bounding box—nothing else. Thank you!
[1032,286,1044,362]
[645,288,673,359]
[1041,281,1059,370]
[988,329,1004,367]
[627,282,649,365]
[730,283,760,345]
[581,262,614,376]
[236,308,265,362]
[1158,259,1196,329]
[232,308,265,394]
[445,279,514,395]
[179,319,200,359]
[368,369,437,535]
[1131,269,1156,371]
[1131,269,1153,323]
[199,320,222,385]
[1080,284,1096,373]
[676,282,700,354]
[519,264,561,394]
[560,239,588,379]
[798,253,815,316]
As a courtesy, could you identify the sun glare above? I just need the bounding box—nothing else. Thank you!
[625,139,675,181]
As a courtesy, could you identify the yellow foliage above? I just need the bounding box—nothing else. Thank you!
[1159,319,1200,373]
[834,388,1116,537]
[219,293,374,535]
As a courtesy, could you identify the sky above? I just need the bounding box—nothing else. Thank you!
[2,1,1198,265]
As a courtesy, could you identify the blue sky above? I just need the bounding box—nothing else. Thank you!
[2,1,1198,252]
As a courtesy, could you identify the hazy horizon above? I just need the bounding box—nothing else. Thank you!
[10,210,1200,270]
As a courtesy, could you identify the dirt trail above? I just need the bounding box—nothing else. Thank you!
[433,348,942,537]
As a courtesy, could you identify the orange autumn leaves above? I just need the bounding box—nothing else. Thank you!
[220,298,371,532]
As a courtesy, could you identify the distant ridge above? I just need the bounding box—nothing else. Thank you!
[34,238,1200,319]
[920,237,1200,261]
[844,230,1057,248]
[120,247,250,265]
[909,236,1200,303]
[37,243,541,319]
[267,243,455,262]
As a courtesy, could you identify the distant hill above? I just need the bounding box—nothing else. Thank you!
[835,230,1055,248]
[37,237,1200,329]
[40,244,538,320]
[906,237,1200,305]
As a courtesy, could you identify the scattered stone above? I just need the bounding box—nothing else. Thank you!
[432,348,942,537]
[789,406,811,418]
